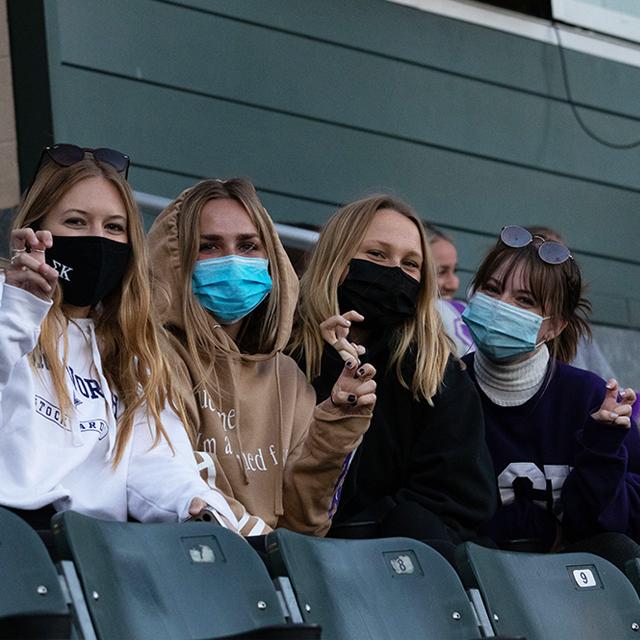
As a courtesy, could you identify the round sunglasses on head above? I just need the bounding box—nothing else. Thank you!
[500,225,573,265]
[40,143,130,177]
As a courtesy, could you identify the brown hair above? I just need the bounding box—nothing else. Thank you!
[12,153,186,466]
[471,236,591,362]
[289,194,451,402]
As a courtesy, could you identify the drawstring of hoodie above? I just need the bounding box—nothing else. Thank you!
[219,347,250,485]
[63,319,84,447]
[274,354,285,516]
[88,325,117,458]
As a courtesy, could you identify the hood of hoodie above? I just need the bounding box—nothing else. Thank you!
[146,186,299,361]
[147,186,304,529]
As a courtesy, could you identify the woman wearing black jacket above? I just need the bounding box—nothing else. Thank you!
[289,194,497,548]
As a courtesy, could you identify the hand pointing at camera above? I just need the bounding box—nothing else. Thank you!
[591,378,636,428]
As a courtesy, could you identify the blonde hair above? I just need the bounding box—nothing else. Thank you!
[166,178,285,389]
[289,194,451,402]
[13,154,185,466]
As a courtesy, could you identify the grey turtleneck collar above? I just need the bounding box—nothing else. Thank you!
[474,345,550,407]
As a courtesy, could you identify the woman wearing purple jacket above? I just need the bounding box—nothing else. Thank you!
[462,225,639,566]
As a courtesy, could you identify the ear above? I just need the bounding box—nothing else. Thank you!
[542,317,568,343]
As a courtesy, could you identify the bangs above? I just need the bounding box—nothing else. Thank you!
[473,244,566,317]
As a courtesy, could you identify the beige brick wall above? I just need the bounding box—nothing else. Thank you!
[0,0,19,209]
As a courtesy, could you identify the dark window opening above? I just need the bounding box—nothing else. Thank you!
[478,0,552,20]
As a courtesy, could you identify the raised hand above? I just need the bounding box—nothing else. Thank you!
[591,378,636,429]
[320,310,366,367]
[5,229,58,300]
[330,361,376,410]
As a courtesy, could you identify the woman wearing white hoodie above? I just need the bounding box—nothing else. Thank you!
[0,144,237,529]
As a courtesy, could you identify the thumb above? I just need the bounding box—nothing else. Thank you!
[188,497,208,516]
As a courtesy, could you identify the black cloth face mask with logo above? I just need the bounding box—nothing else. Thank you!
[337,258,420,331]
[45,235,132,307]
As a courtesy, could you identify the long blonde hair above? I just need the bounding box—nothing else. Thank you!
[166,178,286,388]
[290,194,451,402]
[13,154,185,465]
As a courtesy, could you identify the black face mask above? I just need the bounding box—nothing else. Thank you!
[45,235,132,307]
[337,258,420,331]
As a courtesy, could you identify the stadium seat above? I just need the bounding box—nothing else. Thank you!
[0,506,70,639]
[456,541,640,640]
[52,511,319,640]
[266,528,484,640]
[624,557,640,598]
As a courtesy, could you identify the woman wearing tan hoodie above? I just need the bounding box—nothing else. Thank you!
[147,178,375,537]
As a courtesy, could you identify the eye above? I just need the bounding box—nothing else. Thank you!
[64,217,86,227]
[404,259,420,270]
[366,249,385,259]
[238,241,259,254]
[199,242,218,253]
[482,283,500,296]
[105,222,126,233]
[516,295,536,307]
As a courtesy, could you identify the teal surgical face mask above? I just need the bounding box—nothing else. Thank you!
[192,255,272,325]
[462,292,547,362]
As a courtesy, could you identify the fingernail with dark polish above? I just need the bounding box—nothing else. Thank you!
[348,394,356,403]
[357,368,365,376]
[346,361,353,369]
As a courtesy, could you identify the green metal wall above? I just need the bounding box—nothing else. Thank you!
[38,0,640,328]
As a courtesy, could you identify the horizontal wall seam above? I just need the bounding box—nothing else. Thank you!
[134,161,343,208]
[151,0,640,121]
[134,161,640,269]
[62,61,640,199]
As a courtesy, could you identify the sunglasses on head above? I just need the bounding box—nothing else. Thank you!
[35,143,130,179]
[500,225,573,265]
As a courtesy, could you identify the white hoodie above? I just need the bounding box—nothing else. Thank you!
[0,278,238,526]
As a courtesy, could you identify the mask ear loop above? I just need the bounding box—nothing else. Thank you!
[534,314,554,349]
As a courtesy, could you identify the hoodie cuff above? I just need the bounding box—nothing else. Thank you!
[2,282,52,328]
[311,399,372,452]
[580,417,629,455]
[315,397,373,421]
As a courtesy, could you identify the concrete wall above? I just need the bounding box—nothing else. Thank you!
[0,0,19,213]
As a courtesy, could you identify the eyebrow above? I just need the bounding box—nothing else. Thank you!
[199,233,260,241]
[366,239,422,259]
[61,209,127,222]
[487,277,532,295]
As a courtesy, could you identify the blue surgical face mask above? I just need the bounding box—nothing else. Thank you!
[461,292,547,362]
[192,255,272,325]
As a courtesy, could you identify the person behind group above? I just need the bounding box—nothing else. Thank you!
[147,178,375,537]
[425,223,475,357]
[289,194,497,551]
[461,224,640,560]
[0,144,237,532]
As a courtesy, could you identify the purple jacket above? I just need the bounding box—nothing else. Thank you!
[464,354,640,549]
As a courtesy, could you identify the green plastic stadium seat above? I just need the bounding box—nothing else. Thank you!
[625,557,640,599]
[0,506,70,639]
[52,511,319,640]
[456,542,640,640]
[266,528,483,640]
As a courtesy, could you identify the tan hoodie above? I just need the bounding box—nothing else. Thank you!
[147,190,371,536]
